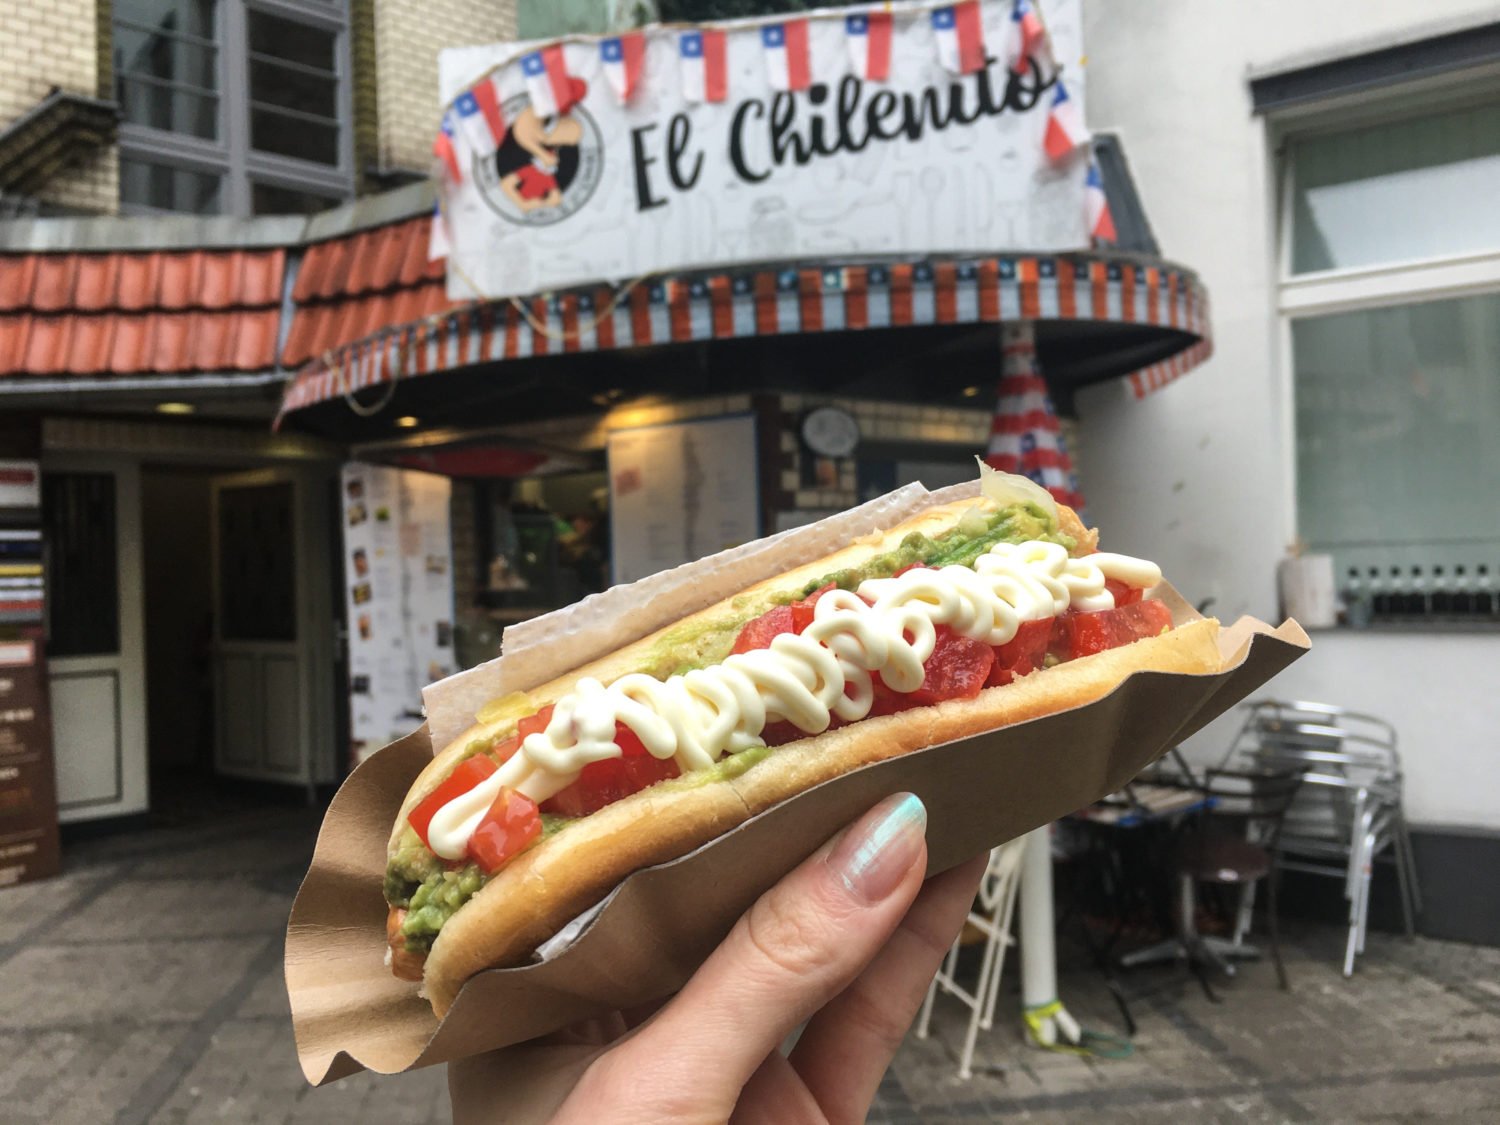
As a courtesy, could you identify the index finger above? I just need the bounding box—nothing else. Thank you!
[561,794,930,1121]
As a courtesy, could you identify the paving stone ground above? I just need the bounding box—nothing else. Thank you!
[7,802,1497,1124]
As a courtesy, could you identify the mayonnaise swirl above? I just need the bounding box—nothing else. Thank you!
[424,541,1161,859]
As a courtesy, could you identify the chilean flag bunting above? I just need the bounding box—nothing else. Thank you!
[454,81,504,157]
[1085,161,1117,242]
[845,11,893,81]
[600,32,644,102]
[1043,79,1089,161]
[521,45,574,118]
[931,2,986,75]
[432,113,461,182]
[1010,0,1052,74]
[761,19,811,91]
[679,29,728,103]
[426,203,451,262]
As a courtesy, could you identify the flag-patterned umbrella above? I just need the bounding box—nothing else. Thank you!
[984,322,1085,512]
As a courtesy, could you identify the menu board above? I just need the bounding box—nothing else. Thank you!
[608,414,761,585]
[341,464,455,766]
[0,631,60,886]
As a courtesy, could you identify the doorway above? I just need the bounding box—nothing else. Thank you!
[138,463,339,822]
[140,467,217,818]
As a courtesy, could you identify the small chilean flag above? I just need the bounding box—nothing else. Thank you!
[1010,0,1052,74]
[600,32,644,102]
[845,11,893,81]
[454,79,504,156]
[762,20,811,92]
[433,113,461,182]
[1086,161,1117,242]
[680,29,728,103]
[522,45,574,118]
[427,203,451,262]
[932,2,986,75]
[1043,80,1089,161]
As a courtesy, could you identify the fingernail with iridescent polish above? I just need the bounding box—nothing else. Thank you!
[828,793,927,904]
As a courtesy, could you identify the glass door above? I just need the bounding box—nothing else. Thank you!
[42,457,148,822]
[210,467,337,789]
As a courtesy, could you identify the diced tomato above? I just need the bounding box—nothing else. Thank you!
[407,754,497,847]
[759,713,848,747]
[613,721,649,758]
[1105,578,1144,607]
[866,626,994,714]
[540,753,681,817]
[516,705,555,741]
[731,605,798,654]
[761,720,804,746]
[466,787,542,873]
[987,618,1055,687]
[490,734,522,763]
[790,583,838,632]
[892,562,930,577]
[907,626,995,706]
[1055,599,1173,661]
[735,584,849,652]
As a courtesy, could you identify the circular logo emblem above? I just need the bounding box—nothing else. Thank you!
[473,94,604,227]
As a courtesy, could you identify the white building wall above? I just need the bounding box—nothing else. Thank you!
[1077,1,1500,831]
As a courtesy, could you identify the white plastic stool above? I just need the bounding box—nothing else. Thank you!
[914,837,1026,1079]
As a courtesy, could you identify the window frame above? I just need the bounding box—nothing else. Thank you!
[117,0,354,217]
[1269,67,1500,557]
[1272,67,1500,603]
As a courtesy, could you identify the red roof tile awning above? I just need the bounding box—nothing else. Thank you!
[0,247,285,377]
[282,213,449,367]
[0,208,459,386]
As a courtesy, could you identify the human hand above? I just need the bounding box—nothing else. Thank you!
[550,793,988,1124]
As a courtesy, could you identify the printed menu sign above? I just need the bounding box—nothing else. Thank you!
[607,414,761,584]
[0,633,60,886]
[342,464,455,767]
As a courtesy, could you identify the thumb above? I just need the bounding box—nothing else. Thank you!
[574,793,929,1119]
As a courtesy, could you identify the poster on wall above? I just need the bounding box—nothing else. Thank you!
[608,414,761,585]
[0,631,60,887]
[341,464,455,766]
[437,0,1086,301]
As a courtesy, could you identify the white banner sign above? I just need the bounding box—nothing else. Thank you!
[438,0,1085,301]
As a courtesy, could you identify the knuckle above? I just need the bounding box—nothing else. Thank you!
[839,979,915,1057]
[743,886,845,981]
[573,1052,717,1122]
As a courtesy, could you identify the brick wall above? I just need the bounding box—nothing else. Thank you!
[0,0,118,214]
[374,0,518,176]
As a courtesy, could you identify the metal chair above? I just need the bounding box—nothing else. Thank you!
[1228,700,1421,975]
[915,837,1026,1079]
[1120,766,1302,995]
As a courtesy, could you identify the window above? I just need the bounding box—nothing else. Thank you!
[43,474,120,658]
[1289,103,1500,274]
[115,0,352,216]
[1279,93,1500,622]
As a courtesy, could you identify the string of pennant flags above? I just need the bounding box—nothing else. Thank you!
[430,0,1114,259]
[280,253,1212,426]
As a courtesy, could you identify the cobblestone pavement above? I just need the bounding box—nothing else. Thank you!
[6,804,1497,1124]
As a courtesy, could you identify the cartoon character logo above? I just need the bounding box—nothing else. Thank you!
[476,78,604,226]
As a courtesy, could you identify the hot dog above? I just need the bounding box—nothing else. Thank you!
[383,468,1221,1015]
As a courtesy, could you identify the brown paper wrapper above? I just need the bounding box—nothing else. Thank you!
[286,604,1306,1090]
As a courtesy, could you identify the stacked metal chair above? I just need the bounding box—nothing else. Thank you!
[1229,700,1421,975]
[915,837,1026,1079]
